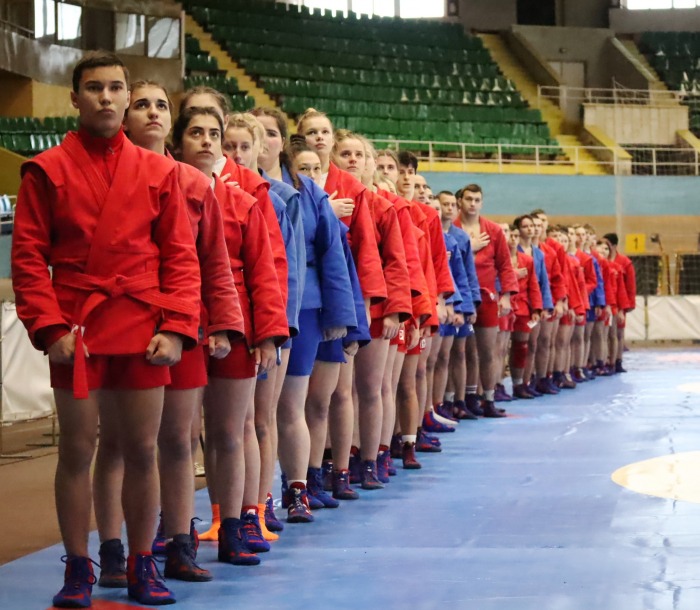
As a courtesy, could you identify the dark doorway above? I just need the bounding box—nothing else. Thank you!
[517,0,556,26]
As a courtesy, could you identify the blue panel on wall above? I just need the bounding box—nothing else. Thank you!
[422,173,700,216]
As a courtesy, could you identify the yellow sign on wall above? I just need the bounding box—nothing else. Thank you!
[625,233,646,254]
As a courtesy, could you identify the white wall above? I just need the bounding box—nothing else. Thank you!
[512,25,616,88]
[584,104,690,145]
[610,7,700,33]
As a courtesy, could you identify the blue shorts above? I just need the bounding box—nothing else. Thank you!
[287,308,324,376]
[439,323,457,337]
[316,337,347,364]
[439,322,474,338]
[586,308,597,323]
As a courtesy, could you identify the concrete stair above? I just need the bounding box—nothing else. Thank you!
[184,15,295,132]
[479,33,606,175]
[620,39,670,94]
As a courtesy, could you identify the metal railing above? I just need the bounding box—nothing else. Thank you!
[537,85,683,109]
[0,18,34,38]
[369,139,700,176]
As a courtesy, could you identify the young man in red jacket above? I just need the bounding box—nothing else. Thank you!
[455,185,518,417]
[604,233,636,373]
[11,52,201,607]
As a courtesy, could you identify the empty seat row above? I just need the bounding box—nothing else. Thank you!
[228,41,499,76]
[209,24,486,63]
[0,116,78,134]
[280,96,541,123]
[186,53,220,74]
[184,74,241,95]
[0,132,63,154]
[263,78,524,107]
[187,3,469,47]
[242,59,498,87]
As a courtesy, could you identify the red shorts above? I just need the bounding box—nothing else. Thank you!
[391,325,406,350]
[499,311,515,333]
[561,314,573,326]
[169,345,208,391]
[474,299,499,329]
[406,336,427,356]
[208,339,257,380]
[370,318,384,340]
[513,314,533,334]
[576,313,587,328]
[50,354,170,392]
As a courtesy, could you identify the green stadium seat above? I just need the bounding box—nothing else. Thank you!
[183,2,551,153]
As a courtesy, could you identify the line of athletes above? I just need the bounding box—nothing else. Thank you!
[9,51,636,609]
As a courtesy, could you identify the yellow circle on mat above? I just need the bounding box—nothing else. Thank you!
[612,451,700,504]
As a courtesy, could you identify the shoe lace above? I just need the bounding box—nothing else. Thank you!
[242,516,263,542]
[61,556,99,588]
[139,554,169,589]
[292,490,308,513]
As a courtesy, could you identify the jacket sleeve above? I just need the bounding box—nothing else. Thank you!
[154,170,202,347]
[592,259,606,307]
[461,236,481,308]
[623,259,637,310]
[199,186,244,340]
[378,206,412,322]
[241,204,289,346]
[286,191,307,324]
[348,190,387,303]
[601,260,615,308]
[255,186,289,312]
[11,166,71,350]
[493,227,519,295]
[446,267,462,307]
[271,192,300,337]
[546,249,567,304]
[577,267,588,311]
[427,214,454,298]
[535,252,553,310]
[582,257,597,297]
[317,199,357,330]
[411,228,433,323]
[339,225,371,347]
[527,257,543,312]
[617,269,630,311]
[450,245,474,315]
[565,257,583,313]
[396,206,424,298]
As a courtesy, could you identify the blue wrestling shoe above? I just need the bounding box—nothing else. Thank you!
[218,518,260,566]
[422,411,456,433]
[286,482,315,523]
[53,556,97,608]
[127,553,176,605]
[307,466,340,508]
[264,494,284,532]
[332,469,359,500]
[377,449,391,483]
[241,511,270,553]
[360,460,384,490]
[283,472,323,510]
[151,513,167,555]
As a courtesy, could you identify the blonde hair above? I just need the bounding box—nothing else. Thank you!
[227,113,267,153]
[297,107,331,136]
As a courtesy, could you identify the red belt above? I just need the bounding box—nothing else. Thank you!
[52,269,199,399]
